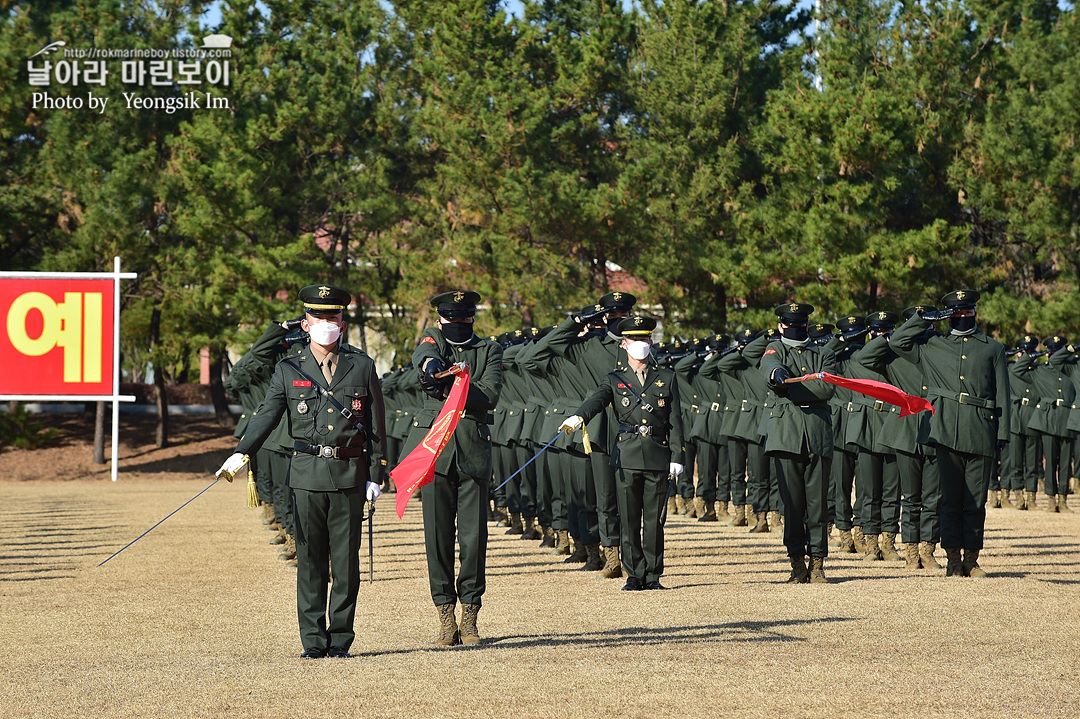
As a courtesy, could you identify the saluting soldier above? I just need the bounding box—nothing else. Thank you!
[677,335,732,522]
[404,290,503,645]
[1004,336,1043,510]
[750,303,838,584]
[560,316,685,591]
[890,290,1010,578]
[216,284,386,658]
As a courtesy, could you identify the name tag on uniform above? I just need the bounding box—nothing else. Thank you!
[293,380,312,387]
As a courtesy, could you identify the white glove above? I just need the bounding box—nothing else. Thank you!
[669,462,684,477]
[216,452,248,481]
[366,481,382,502]
[558,415,584,434]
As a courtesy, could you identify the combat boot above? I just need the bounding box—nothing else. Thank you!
[716,501,731,520]
[786,556,809,584]
[581,543,605,571]
[495,506,512,526]
[880,533,902,561]
[962,549,988,578]
[1024,490,1037,511]
[1045,494,1059,512]
[808,557,829,584]
[904,542,920,569]
[729,505,748,527]
[836,530,856,554]
[667,494,678,517]
[697,500,719,522]
[852,526,867,554]
[685,497,699,518]
[505,512,524,535]
[269,529,286,546]
[768,511,782,529]
[1072,476,1079,494]
[988,489,1001,509]
[459,604,481,645]
[550,529,571,556]
[675,495,688,515]
[750,511,770,533]
[1000,490,1014,509]
[1057,495,1071,513]
[598,546,622,579]
[944,548,963,577]
[278,535,296,561]
[434,603,460,646]
[520,516,542,541]
[919,542,942,569]
[860,533,883,561]
[261,503,276,525]
[563,537,588,563]
[539,525,556,549]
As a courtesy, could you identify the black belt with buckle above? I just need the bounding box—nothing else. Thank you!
[619,424,665,439]
[294,441,366,459]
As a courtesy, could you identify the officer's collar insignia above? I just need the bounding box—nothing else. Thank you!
[318,285,331,298]
[454,291,465,303]
[654,380,665,387]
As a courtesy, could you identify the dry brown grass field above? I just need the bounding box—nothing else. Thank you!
[1,416,1078,719]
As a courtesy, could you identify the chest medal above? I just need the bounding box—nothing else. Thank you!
[657,398,666,408]
[297,400,309,414]
[621,396,631,407]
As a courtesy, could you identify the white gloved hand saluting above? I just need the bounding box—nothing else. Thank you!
[366,481,382,502]
[558,415,584,434]
[216,452,248,481]
[668,462,684,477]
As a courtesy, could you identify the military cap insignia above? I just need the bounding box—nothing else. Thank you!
[878,312,888,320]
[790,303,799,312]
[318,286,331,298]
[634,317,643,326]
[654,380,665,388]
[613,292,623,301]
[815,324,823,331]
[1024,335,1031,342]
[715,334,723,341]
[916,306,925,313]
[848,316,856,323]
[454,291,465,303]
[1054,336,1061,343]
[514,330,523,337]
[956,290,966,300]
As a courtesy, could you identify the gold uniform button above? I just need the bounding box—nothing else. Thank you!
[959,376,965,380]
[329,391,334,396]
[962,355,967,359]
[328,425,335,430]
[328,408,334,413]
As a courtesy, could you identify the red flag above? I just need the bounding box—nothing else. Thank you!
[390,364,471,518]
[791,372,934,417]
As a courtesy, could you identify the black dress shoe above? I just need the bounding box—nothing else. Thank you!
[300,647,327,659]
[326,646,351,658]
[621,577,643,591]
[643,580,668,590]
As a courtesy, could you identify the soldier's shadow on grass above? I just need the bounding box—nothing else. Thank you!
[356,617,859,657]
[121,449,224,474]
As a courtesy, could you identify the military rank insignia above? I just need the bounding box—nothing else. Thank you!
[352,398,363,411]
[654,380,665,388]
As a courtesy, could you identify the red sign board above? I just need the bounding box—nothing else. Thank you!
[0,278,115,396]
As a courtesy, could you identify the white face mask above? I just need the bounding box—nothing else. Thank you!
[625,340,652,361]
[308,320,342,346]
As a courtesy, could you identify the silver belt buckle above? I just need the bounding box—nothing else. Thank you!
[1056,399,1065,407]
[711,402,721,412]
[320,445,336,459]
[637,425,651,436]
[1021,398,1030,406]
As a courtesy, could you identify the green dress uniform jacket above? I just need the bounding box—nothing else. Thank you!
[826,338,863,451]
[856,334,932,454]
[890,318,1010,458]
[757,342,838,458]
[1007,358,1040,437]
[222,322,289,440]
[1016,354,1076,438]
[698,350,744,440]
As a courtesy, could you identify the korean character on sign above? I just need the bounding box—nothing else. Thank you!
[148,60,173,86]
[121,60,147,86]
[176,60,201,85]
[27,60,51,86]
[82,60,109,86]
[204,59,230,86]
[53,60,81,86]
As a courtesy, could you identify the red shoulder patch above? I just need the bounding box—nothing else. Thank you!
[420,336,436,345]
[293,380,312,387]
[764,349,777,355]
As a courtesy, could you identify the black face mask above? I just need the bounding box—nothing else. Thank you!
[441,321,473,344]
[781,325,809,341]
[949,315,977,333]
[810,335,830,346]
[605,315,624,334]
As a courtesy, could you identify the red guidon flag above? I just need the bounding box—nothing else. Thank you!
[791,372,934,417]
[391,364,471,518]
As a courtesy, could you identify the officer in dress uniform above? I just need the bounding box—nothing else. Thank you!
[216,284,386,658]
[890,290,1010,578]
[402,290,503,646]
[559,316,685,591]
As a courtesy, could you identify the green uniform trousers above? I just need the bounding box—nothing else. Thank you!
[421,463,488,606]
[854,450,899,535]
[591,452,620,547]
[615,467,668,584]
[897,449,940,544]
[266,449,294,536]
[726,439,750,507]
[695,440,730,504]
[292,486,364,652]
[936,447,991,550]
[831,447,857,530]
[773,450,831,558]
[1000,434,1038,493]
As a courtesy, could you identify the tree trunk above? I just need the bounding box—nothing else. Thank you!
[93,401,106,464]
[208,347,235,428]
[149,302,169,448]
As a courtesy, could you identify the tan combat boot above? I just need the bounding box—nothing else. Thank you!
[836,530,856,554]
[852,526,867,554]
[551,529,572,556]
[459,604,481,645]
[667,494,679,517]
[919,542,942,569]
[786,556,809,584]
[495,506,512,526]
[809,557,830,584]
[539,525,556,548]
[269,529,287,546]
[505,512,524,535]
[749,511,770,533]
[1057,495,1071,513]
[861,533,883,561]
[1045,492,1058,512]
[904,542,920,569]
[563,537,588,563]
[581,543,605,571]
[729,505,748,527]
[278,535,296,561]
[1024,490,1037,511]
[598,546,622,579]
[675,495,688,515]
[521,516,541,541]
[768,511,782,528]
[435,603,460,646]
[962,549,988,578]
[988,489,1001,509]
[697,500,718,522]
[944,548,963,577]
[685,497,699,519]
[261,503,276,525]
[1000,490,1014,509]
[716,501,731,520]
[880,533,902,561]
